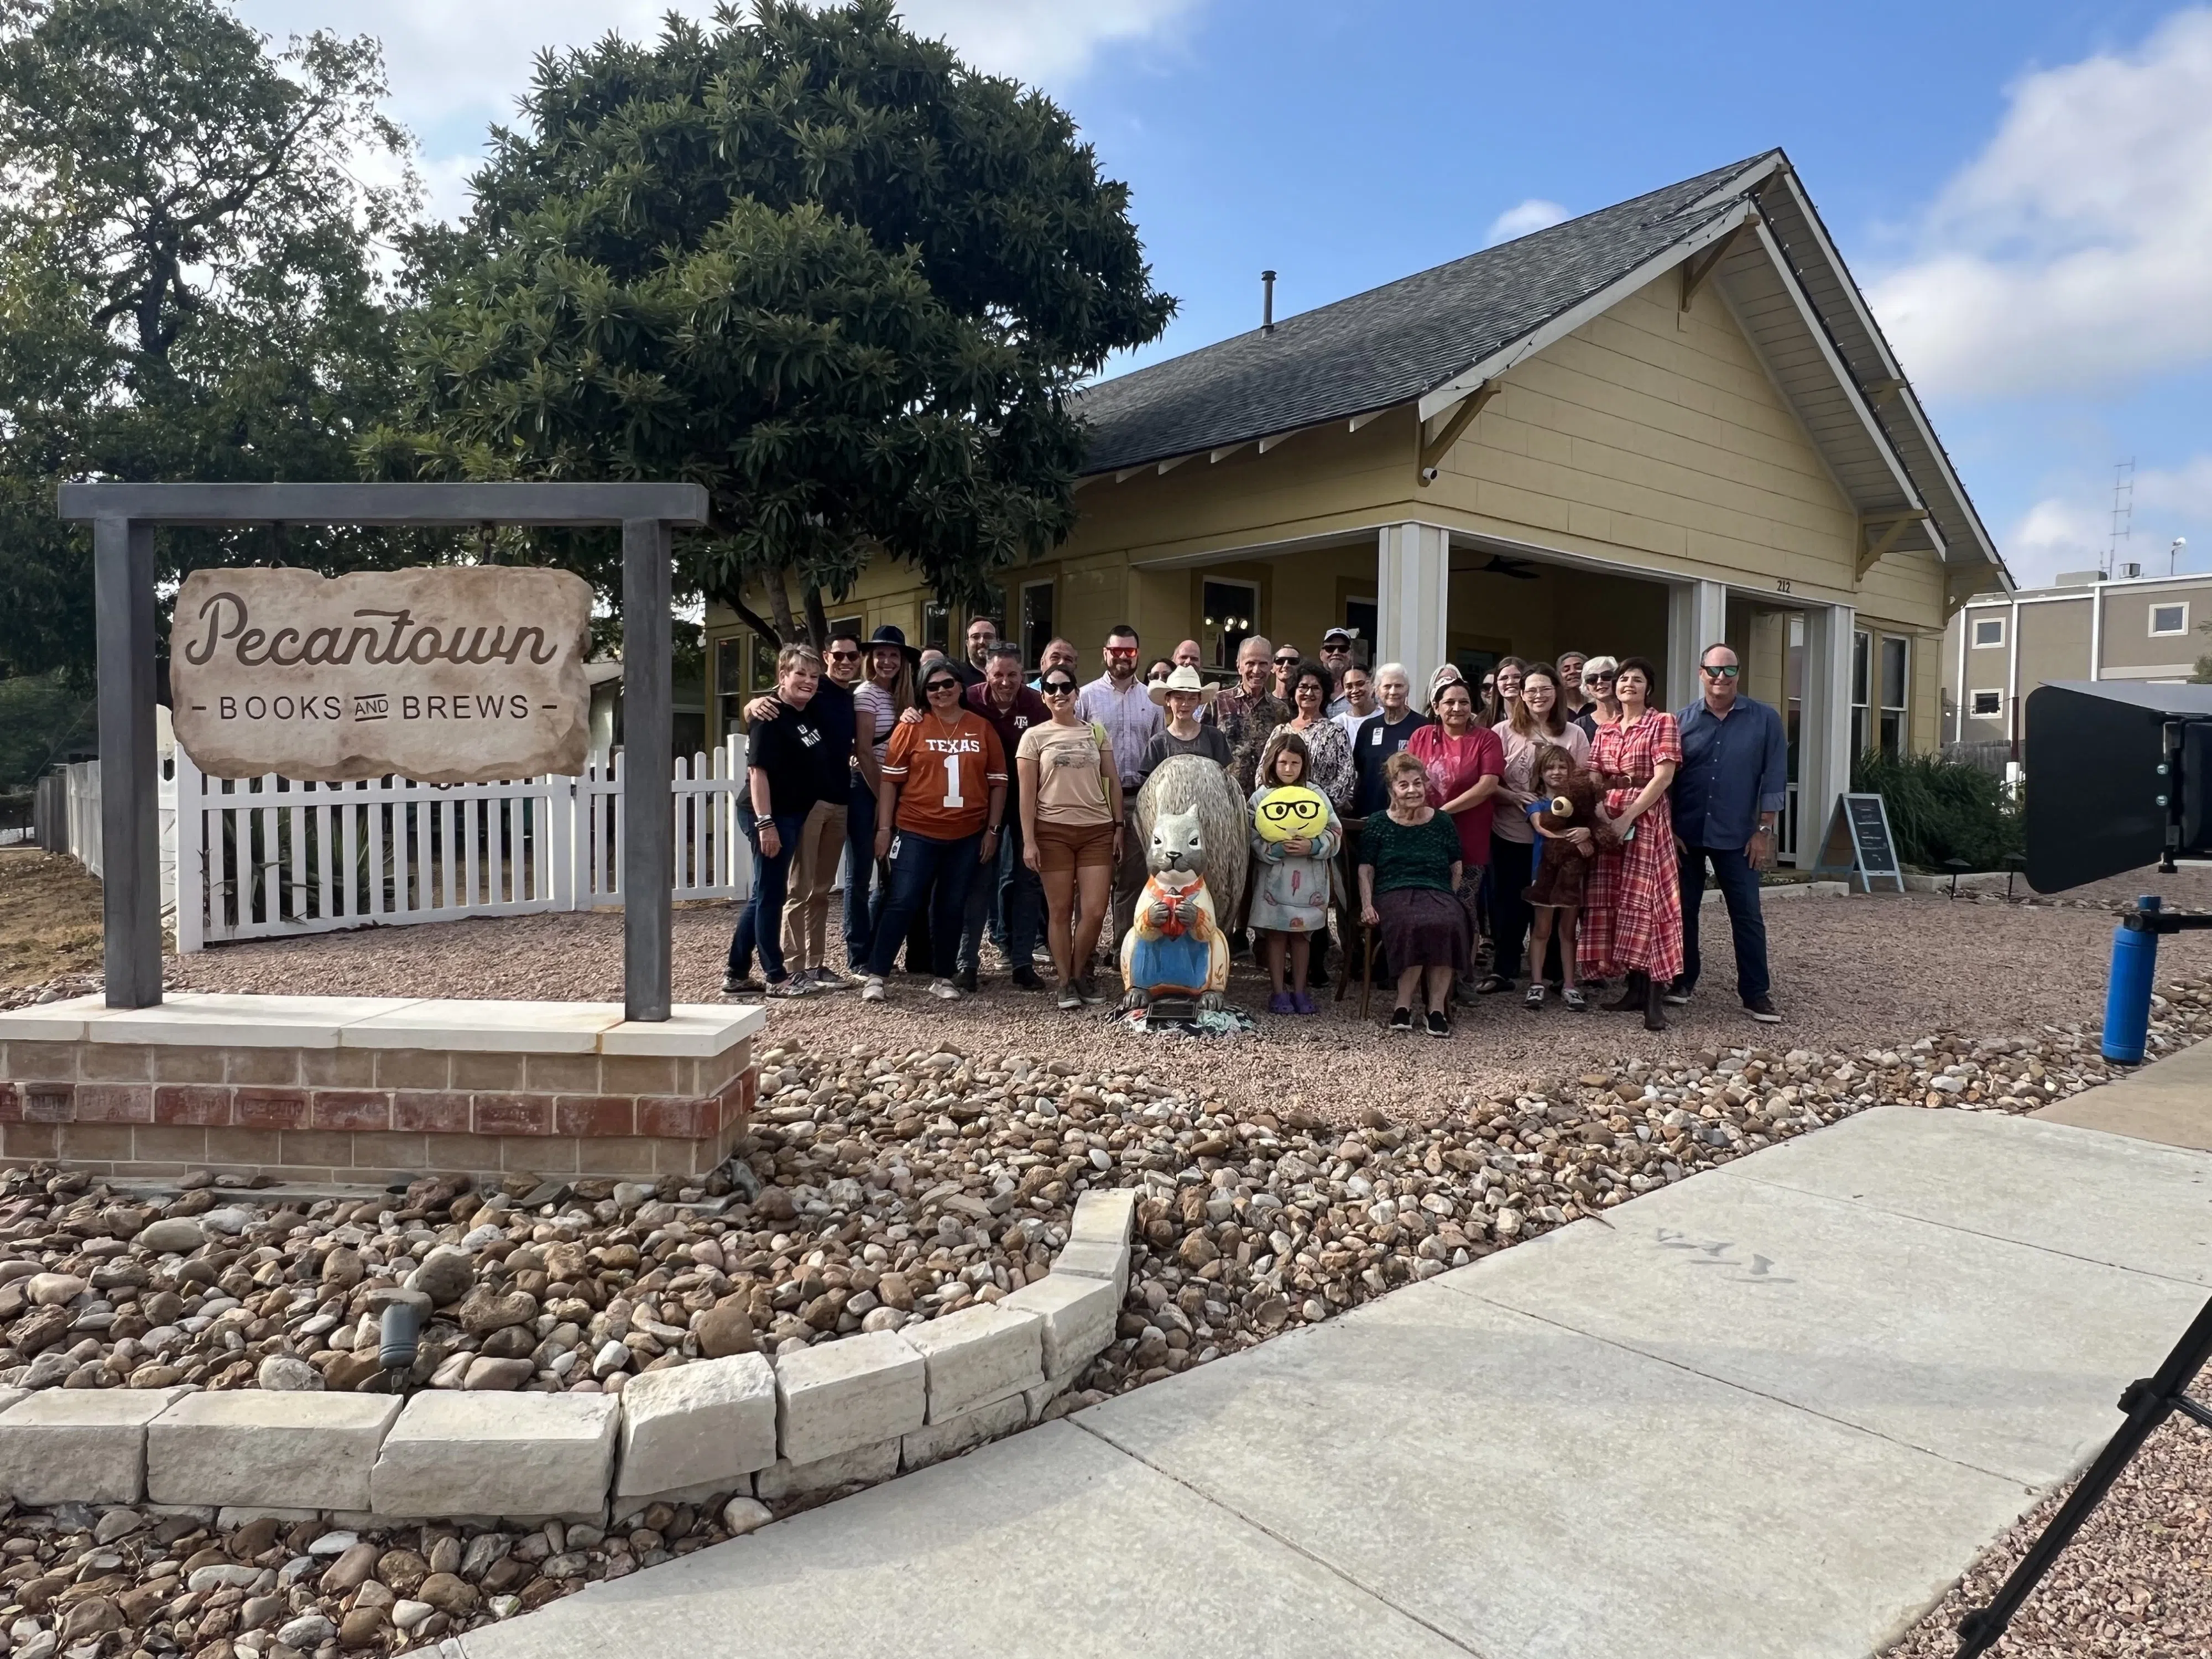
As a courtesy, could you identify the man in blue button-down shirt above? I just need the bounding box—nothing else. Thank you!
[1669,644,1787,1021]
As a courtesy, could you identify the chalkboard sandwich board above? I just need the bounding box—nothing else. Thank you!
[1813,792,1905,893]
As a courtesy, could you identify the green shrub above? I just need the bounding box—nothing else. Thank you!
[1849,750,2023,872]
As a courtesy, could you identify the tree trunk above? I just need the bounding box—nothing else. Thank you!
[801,583,829,650]
[764,571,801,643]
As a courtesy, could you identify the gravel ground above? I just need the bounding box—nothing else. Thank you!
[161,871,2212,1127]
[4,869,2211,1656]
[1887,1397,2212,1658]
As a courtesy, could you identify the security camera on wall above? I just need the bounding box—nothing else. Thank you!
[1419,466,1440,484]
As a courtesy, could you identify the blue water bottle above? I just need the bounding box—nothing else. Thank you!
[2101,895,2162,1065]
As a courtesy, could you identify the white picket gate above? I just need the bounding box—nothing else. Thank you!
[169,743,751,953]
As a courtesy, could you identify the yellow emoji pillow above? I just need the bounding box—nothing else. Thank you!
[1254,785,1329,843]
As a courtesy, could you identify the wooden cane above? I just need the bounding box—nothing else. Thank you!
[1359,925,1376,1020]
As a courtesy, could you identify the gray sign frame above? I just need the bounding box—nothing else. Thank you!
[57,481,711,1022]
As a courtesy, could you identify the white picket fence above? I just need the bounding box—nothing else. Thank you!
[130,745,748,952]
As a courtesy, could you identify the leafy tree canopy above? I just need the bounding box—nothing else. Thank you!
[372,0,1174,641]
[0,0,430,682]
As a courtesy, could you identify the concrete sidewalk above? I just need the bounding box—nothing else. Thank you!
[448,1107,2212,1659]
[2036,1035,2212,1152]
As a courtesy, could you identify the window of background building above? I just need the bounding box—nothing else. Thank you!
[973,585,1005,644]
[1970,690,2002,717]
[1971,615,2005,648]
[922,602,950,655]
[1020,580,1055,668]
[2151,602,2189,637]
[717,634,777,733]
[830,614,863,650]
[1201,578,1259,670]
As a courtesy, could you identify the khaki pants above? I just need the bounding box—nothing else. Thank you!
[780,800,848,973]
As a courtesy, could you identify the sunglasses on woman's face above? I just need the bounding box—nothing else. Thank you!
[1584,673,1615,685]
[1041,680,1076,696]
[925,679,961,695]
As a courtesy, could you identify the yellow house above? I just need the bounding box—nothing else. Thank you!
[704,149,2011,865]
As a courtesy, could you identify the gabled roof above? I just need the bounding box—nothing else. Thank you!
[1076,150,2008,585]
[1076,156,1761,473]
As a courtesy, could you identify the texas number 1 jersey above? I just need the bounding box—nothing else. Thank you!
[882,712,1006,840]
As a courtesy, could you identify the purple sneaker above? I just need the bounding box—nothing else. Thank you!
[1267,992,1297,1015]
[1291,990,1317,1015]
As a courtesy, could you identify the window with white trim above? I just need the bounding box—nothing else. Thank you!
[1969,690,2002,718]
[1971,615,2005,648]
[2150,602,2188,637]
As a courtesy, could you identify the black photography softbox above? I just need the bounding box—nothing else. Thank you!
[2025,680,2212,893]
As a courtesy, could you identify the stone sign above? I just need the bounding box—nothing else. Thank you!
[170,567,593,784]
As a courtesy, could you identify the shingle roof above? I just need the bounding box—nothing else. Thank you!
[1074,154,1774,476]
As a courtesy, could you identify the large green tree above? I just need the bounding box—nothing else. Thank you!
[0,0,429,683]
[374,0,1174,644]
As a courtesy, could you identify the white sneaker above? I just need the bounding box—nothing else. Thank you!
[861,975,886,1003]
[928,978,962,1001]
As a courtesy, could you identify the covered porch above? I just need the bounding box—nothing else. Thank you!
[1129,521,1855,867]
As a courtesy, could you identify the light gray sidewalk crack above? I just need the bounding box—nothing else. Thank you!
[1068,1414,1495,1659]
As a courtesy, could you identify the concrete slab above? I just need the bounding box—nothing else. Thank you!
[450,1421,1470,1659]
[1448,1170,2202,1485]
[1078,1281,2032,1659]
[2035,1039,2212,1152]
[1729,1105,2212,1286]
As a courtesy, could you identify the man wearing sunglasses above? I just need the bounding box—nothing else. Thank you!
[1076,625,1164,946]
[1670,643,1786,1022]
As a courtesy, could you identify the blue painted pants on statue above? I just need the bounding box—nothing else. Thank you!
[1678,842,1769,1003]
[867,829,983,980]
[727,807,804,984]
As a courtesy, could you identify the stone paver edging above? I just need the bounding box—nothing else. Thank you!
[0,1191,1134,1522]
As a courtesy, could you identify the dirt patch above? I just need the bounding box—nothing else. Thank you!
[0,848,103,988]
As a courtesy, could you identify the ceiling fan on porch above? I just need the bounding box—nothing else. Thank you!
[1451,553,1543,581]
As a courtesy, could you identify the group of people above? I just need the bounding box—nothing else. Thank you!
[723,613,1788,1035]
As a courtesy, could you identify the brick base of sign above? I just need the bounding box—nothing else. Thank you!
[0,996,760,1183]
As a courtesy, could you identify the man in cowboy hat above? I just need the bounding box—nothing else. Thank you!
[1138,663,1231,782]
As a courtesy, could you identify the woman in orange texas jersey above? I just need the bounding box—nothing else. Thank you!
[860,662,1007,1004]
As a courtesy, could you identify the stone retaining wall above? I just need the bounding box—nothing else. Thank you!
[0,1191,1135,1522]
[0,996,759,1183]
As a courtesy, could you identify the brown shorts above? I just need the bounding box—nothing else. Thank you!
[1035,819,1117,873]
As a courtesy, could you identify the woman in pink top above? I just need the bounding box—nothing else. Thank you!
[1490,663,1590,995]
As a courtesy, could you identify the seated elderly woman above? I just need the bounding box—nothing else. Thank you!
[1356,750,1468,1037]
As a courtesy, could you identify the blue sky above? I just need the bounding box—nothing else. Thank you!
[242,0,2212,587]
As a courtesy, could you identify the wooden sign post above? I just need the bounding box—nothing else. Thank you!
[1813,792,1906,893]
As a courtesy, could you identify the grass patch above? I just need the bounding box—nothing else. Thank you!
[0,848,104,987]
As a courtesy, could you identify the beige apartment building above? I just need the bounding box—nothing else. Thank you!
[704,149,2008,865]
[1944,568,2212,753]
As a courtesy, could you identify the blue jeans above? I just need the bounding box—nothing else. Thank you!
[868,828,983,980]
[1678,842,1769,1003]
[843,779,879,971]
[728,808,804,984]
[961,820,1043,977]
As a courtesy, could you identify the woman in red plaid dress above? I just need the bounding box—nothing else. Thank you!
[1578,655,1682,1031]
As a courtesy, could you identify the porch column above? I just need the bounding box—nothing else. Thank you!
[1376,523,1449,697]
[1667,579,1728,711]
[1801,602,1856,848]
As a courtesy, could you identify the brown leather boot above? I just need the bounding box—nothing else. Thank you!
[1643,975,1668,1032]
[1605,971,1647,1012]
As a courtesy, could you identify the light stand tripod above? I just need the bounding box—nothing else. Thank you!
[1956,1292,2212,1656]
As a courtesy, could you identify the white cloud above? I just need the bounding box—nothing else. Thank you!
[2005,496,2112,586]
[236,0,1202,219]
[1869,9,2212,400]
[1484,198,1568,246]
